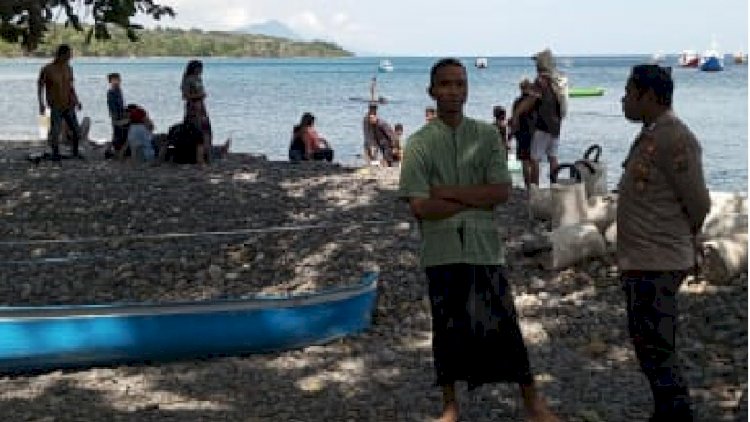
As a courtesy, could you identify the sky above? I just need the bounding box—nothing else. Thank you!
[144,0,748,56]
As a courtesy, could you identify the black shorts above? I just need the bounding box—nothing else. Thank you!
[515,132,532,160]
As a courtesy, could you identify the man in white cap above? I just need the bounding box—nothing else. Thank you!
[513,48,568,185]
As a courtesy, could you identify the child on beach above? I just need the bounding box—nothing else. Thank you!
[493,105,510,159]
[107,73,128,153]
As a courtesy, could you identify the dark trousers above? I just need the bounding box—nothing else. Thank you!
[621,270,693,421]
[111,123,128,149]
[426,264,534,390]
[48,107,80,156]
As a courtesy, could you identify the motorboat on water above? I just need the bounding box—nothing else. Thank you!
[700,49,724,72]
[700,38,725,72]
[678,50,700,67]
[475,57,488,68]
[378,59,393,73]
[733,51,747,64]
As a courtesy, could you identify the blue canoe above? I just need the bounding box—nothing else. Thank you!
[0,272,378,374]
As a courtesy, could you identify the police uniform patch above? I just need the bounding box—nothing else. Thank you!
[673,142,690,173]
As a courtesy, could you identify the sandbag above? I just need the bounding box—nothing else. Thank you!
[584,193,618,233]
[702,212,748,240]
[702,234,748,284]
[708,191,748,215]
[701,192,748,240]
[574,144,608,197]
[604,222,617,254]
[550,164,587,229]
[550,224,607,269]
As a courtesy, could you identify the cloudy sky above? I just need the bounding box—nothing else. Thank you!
[146,0,748,56]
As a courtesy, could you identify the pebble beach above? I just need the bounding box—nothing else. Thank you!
[0,142,746,421]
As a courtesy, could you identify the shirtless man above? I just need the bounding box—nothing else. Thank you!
[37,44,83,159]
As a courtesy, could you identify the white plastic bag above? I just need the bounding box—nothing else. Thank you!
[701,192,748,240]
[702,212,747,240]
[550,164,587,229]
[703,234,748,284]
[584,193,618,233]
[574,144,608,197]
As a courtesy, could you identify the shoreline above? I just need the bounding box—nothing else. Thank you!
[0,140,746,420]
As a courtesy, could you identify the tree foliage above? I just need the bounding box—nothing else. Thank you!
[0,24,353,58]
[0,0,174,51]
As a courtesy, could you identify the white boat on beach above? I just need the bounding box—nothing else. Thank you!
[378,60,393,73]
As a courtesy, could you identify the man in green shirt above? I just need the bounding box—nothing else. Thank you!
[399,58,558,422]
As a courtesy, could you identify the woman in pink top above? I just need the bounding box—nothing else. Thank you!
[295,112,334,162]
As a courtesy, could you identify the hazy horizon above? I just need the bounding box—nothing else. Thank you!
[144,0,747,57]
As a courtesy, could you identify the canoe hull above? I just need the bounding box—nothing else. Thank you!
[0,273,378,374]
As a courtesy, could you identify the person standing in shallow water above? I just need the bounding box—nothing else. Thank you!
[37,44,83,159]
[181,60,212,166]
[398,58,559,422]
[618,64,710,422]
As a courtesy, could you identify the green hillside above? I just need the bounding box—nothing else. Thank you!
[0,25,352,58]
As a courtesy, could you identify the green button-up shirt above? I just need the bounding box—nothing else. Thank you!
[398,117,511,268]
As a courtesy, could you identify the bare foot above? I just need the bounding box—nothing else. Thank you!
[433,401,459,422]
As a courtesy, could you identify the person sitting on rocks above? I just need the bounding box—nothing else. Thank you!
[158,121,230,164]
[120,105,155,162]
[290,112,334,162]
[362,104,397,167]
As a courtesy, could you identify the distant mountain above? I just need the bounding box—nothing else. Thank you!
[0,24,352,58]
[238,20,302,40]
